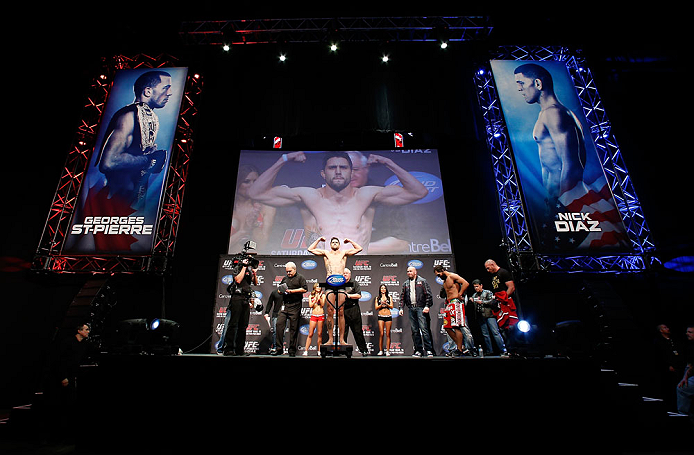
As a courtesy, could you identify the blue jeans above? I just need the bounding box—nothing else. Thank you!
[217,309,232,353]
[479,317,506,354]
[676,372,694,416]
[408,306,434,354]
[269,316,278,350]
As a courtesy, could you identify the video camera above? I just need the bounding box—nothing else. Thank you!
[230,240,259,269]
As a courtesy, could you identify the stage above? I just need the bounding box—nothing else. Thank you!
[66,352,688,453]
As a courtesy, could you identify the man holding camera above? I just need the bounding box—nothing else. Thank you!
[273,261,308,357]
[223,256,258,356]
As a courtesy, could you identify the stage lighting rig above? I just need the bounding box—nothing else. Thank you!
[109,318,181,355]
[148,318,181,355]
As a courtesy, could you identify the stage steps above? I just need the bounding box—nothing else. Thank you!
[598,367,691,450]
[0,392,44,440]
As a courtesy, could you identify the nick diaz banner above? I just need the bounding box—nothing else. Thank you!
[490,60,630,254]
[64,67,188,255]
[211,254,460,356]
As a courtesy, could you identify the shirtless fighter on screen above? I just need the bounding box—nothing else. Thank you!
[247,151,428,253]
[307,236,362,346]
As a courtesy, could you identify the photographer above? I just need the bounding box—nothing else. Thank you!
[222,255,258,356]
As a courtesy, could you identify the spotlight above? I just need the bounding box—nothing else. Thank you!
[223,44,230,52]
[440,41,448,49]
[517,320,531,333]
[112,318,148,354]
[148,319,181,355]
[381,55,389,63]
[279,54,287,62]
[508,319,544,358]
[330,43,338,52]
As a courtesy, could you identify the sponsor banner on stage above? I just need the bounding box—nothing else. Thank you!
[211,254,460,356]
[227,149,452,257]
[490,60,630,254]
[63,67,188,255]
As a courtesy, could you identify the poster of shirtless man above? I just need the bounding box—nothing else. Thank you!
[227,149,453,256]
[490,60,630,253]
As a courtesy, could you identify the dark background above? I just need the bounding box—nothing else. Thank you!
[1,7,690,407]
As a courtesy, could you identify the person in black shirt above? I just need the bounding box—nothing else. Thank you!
[485,259,518,355]
[652,323,685,410]
[264,288,284,355]
[273,261,308,357]
[42,323,91,441]
[223,258,258,356]
[342,268,368,355]
[676,325,694,422]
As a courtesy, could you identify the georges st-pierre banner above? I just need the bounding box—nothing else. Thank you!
[490,60,630,254]
[227,149,452,257]
[63,67,188,255]
[211,254,459,356]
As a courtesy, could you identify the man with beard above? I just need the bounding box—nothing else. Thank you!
[273,261,307,357]
[434,264,474,357]
[247,151,427,253]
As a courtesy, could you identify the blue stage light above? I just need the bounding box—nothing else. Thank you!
[517,320,531,333]
[150,318,161,330]
[663,256,694,273]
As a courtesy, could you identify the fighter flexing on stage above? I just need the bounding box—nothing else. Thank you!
[307,236,362,346]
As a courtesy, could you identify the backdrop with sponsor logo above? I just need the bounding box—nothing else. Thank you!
[227,149,452,257]
[490,60,630,254]
[211,254,459,355]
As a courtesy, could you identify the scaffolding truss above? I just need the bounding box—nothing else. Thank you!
[179,16,493,46]
[474,45,655,274]
[32,54,201,274]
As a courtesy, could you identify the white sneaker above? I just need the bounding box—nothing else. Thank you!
[377,351,384,356]
[426,351,434,357]
[302,351,308,356]
[385,350,391,356]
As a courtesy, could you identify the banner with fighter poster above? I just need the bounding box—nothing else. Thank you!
[63,67,188,255]
[490,60,630,254]
[210,254,461,356]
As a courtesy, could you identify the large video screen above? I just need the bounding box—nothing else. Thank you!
[227,149,452,256]
[490,60,630,254]
[63,67,188,255]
